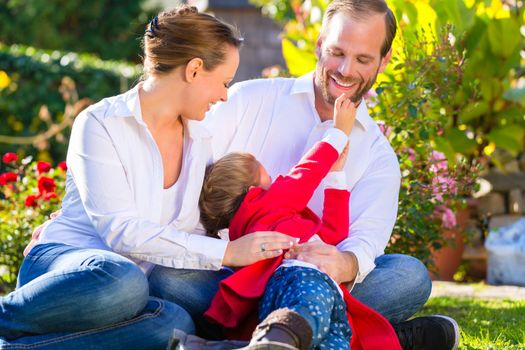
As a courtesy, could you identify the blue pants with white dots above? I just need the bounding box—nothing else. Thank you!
[259,266,351,350]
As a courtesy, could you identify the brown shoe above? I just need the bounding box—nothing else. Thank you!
[168,329,249,350]
[239,309,312,350]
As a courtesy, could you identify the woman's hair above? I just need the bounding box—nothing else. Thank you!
[199,153,260,238]
[141,5,243,77]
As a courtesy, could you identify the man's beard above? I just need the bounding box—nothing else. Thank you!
[318,68,379,105]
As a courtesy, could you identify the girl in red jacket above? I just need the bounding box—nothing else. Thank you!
[199,94,354,350]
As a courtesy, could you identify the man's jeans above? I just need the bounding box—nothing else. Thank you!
[149,253,432,338]
[0,243,195,350]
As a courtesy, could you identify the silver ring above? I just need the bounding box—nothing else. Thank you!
[260,243,267,252]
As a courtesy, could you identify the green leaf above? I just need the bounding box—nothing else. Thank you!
[487,125,525,156]
[459,101,489,123]
[281,38,317,77]
[409,105,418,118]
[446,128,478,154]
[487,18,522,58]
[434,137,457,163]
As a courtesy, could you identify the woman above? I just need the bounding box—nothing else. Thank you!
[1,6,295,350]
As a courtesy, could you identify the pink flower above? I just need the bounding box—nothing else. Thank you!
[435,205,457,229]
[377,121,392,138]
[2,152,18,163]
[36,161,52,174]
[58,161,67,171]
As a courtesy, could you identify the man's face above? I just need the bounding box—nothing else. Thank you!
[315,12,391,107]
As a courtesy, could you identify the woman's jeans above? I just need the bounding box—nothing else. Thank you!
[0,242,431,349]
[0,243,194,350]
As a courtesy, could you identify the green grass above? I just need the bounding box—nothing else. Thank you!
[415,297,525,349]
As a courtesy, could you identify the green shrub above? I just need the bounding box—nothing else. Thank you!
[0,44,141,162]
[0,153,66,293]
[0,0,159,62]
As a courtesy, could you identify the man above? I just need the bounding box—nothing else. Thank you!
[195,0,459,349]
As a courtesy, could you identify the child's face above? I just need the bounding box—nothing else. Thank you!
[258,163,272,190]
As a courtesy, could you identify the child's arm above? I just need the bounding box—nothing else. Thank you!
[263,95,355,211]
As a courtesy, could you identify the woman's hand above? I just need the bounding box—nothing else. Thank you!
[23,210,61,256]
[222,231,297,267]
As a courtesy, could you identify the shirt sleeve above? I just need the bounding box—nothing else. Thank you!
[336,142,400,283]
[67,111,228,270]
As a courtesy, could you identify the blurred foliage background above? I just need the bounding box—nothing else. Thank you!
[0,0,523,289]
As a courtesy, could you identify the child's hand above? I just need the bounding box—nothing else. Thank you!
[334,93,356,136]
[331,142,349,172]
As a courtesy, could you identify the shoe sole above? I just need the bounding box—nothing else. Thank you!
[433,315,460,350]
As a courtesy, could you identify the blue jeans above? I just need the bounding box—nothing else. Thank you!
[0,243,195,350]
[149,253,432,338]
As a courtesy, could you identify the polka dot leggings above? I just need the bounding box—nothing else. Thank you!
[259,266,351,350]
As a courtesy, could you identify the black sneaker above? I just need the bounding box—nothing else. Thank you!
[393,315,460,350]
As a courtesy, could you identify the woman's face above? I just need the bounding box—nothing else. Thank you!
[183,45,240,121]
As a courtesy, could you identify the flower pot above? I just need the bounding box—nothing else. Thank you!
[429,207,470,281]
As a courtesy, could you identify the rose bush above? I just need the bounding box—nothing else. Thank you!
[0,153,66,292]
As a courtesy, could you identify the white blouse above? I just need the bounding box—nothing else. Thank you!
[37,85,228,274]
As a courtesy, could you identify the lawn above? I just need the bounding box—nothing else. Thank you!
[416,296,525,349]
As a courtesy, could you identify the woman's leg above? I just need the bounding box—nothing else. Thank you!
[259,267,351,350]
[0,297,194,350]
[0,243,194,349]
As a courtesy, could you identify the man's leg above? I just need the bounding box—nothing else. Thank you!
[349,254,431,323]
[349,254,459,350]
[148,265,233,339]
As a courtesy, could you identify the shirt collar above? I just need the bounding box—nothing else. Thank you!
[121,83,211,140]
[290,71,376,132]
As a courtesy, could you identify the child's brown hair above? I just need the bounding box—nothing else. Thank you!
[199,153,260,237]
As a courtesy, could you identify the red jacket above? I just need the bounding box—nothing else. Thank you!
[205,141,401,350]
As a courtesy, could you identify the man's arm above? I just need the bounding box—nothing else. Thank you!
[286,141,400,285]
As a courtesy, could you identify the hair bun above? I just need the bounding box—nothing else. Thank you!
[176,5,198,17]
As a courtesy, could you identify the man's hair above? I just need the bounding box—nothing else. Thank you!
[322,0,397,57]
[199,153,260,238]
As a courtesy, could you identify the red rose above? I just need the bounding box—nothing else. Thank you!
[36,161,52,174]
[58,161,67,171]
[38,176,56,194]
[0,171,18,184]
[44,192,58,201]
[25,195,39,208]
[2,152,18,163]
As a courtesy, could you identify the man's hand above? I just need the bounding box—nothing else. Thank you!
[284,240,358,285]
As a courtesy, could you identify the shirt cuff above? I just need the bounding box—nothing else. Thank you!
[336,239,376,285]
[187,234,229,270]
[323,171,347,190]
[322,128,348,154]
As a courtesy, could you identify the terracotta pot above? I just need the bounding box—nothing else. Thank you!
[429,207,470,281]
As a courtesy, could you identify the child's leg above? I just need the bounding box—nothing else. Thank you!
[259,266,351,350]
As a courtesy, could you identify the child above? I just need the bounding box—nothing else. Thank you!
[199,94,401,350]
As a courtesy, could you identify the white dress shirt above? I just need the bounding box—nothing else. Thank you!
[37,85,228,274]
[204,72,401,283]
